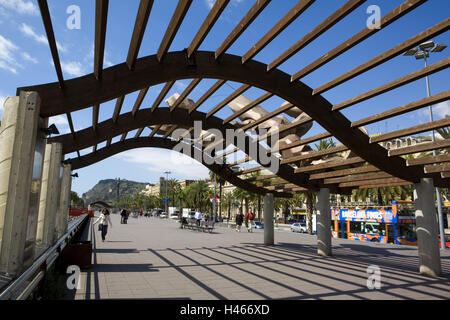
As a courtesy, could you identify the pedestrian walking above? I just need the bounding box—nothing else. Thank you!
[139,209,143,217]
[235,212,244,232]
[93,209,113,242]
[120,208,127,224]
[194,208,203,226]
[245,209,255,233]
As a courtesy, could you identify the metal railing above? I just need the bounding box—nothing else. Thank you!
[0,214,89,300]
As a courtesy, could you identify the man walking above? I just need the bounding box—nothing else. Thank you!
[245,209,255,233]
[194,208,203,227]
[235,211,244,232]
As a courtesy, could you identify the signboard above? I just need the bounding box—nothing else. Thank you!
[337,208,397,223]
[210,196,221,203]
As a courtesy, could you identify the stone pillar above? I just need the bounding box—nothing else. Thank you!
[414,178,441,277]
[317,188,332,257]
[264,193,274,245]
[0,92,41,277]
[36,142,63,248]
[56,164,72,239]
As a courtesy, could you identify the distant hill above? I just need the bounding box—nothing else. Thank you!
[82,179,150,205]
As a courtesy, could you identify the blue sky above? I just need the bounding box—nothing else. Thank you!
[0,0,449,196]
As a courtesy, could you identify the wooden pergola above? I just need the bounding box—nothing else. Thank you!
[18,0,450,197]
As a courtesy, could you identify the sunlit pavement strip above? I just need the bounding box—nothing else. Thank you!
[69,213,450,300]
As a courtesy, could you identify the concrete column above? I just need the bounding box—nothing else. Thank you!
[0,92,41,277]
[263,193,274,245]
[36,142,63,248]
[56,164,72,239]
[414,178,441,277]
[317,188,332,257]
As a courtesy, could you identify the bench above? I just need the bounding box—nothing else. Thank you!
[181,218,215,233]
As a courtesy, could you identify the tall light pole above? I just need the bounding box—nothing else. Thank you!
[164,171,171,215]
[404,40,447,250]
[213,173,217,222]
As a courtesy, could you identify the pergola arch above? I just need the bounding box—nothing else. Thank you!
[21,51,449,191]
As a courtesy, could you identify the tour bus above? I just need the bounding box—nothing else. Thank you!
[331,201,417,245]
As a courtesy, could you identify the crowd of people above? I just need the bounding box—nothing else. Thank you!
[93,206,259,242]
[235,209,255,233]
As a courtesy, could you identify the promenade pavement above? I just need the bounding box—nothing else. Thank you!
[67,213,450,300]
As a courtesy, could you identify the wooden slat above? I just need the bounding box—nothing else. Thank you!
[163,125,177,139]
[351,91,450,128]
[324,172,393,184]
[441,171,450,179]
[149,124,161,138]
[236,166,263,175]
[189,80,226,113]
[187,0,230,57]
[309,165,379,180]
[134,127,144,139]
[215,0,271,59]
[294,157,365,173]
[112,95,125,123]
[370,117,450,143]
[241,102,295,131]
[206,84,250,118]
[66,112,76,139]
[333,57,450,111]
[37,0,64,87]
[313,18,450,95]
[157,0,193,62]
[223,92,274,124]
[407,154,450,166]
[131,86,150,118]
[126,0,154,70]
[245,174,277,182]
[281,145,348,165]
[120,132,128,142]
[242,0,315,64]
[106,138,111,148]
[389,139,450,157]
[292,0,427,80]
[339,178,410,187]
[94,0,109,80]
[228,156,251,168]
[76,151,81,158]
[151,81,175,111]
[216,147,239,159]
[257,116,313,142]
[170,78,202,112]
[92,104,100,131]
[424,164,450,174]
[177,127,194,141]
[358,181,412,189]
[270,131,332,153]
[93,144,97,153]
[267,0,366,71]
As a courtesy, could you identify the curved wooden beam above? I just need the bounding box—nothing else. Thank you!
[66,136,292,198]
[49,108,331,193]
[18,50,442,186]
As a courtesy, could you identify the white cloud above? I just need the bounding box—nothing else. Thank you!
[60,61,84,77]
[419,101,450,120]
[21,51,37,63]
[0,0,38,15]
[19,23,67,52]
[0,34,20,73]
[114,148,210,180]
[204,0,214,9]
[0,95,6,111]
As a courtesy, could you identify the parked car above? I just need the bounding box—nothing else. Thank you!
[291,222,307,233]
[253,221,264,229]
[160,212,167,218]
[169,212,179,220]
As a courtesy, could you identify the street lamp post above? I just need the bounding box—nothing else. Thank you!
[403,40,447,250]
[164,171,171,215]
